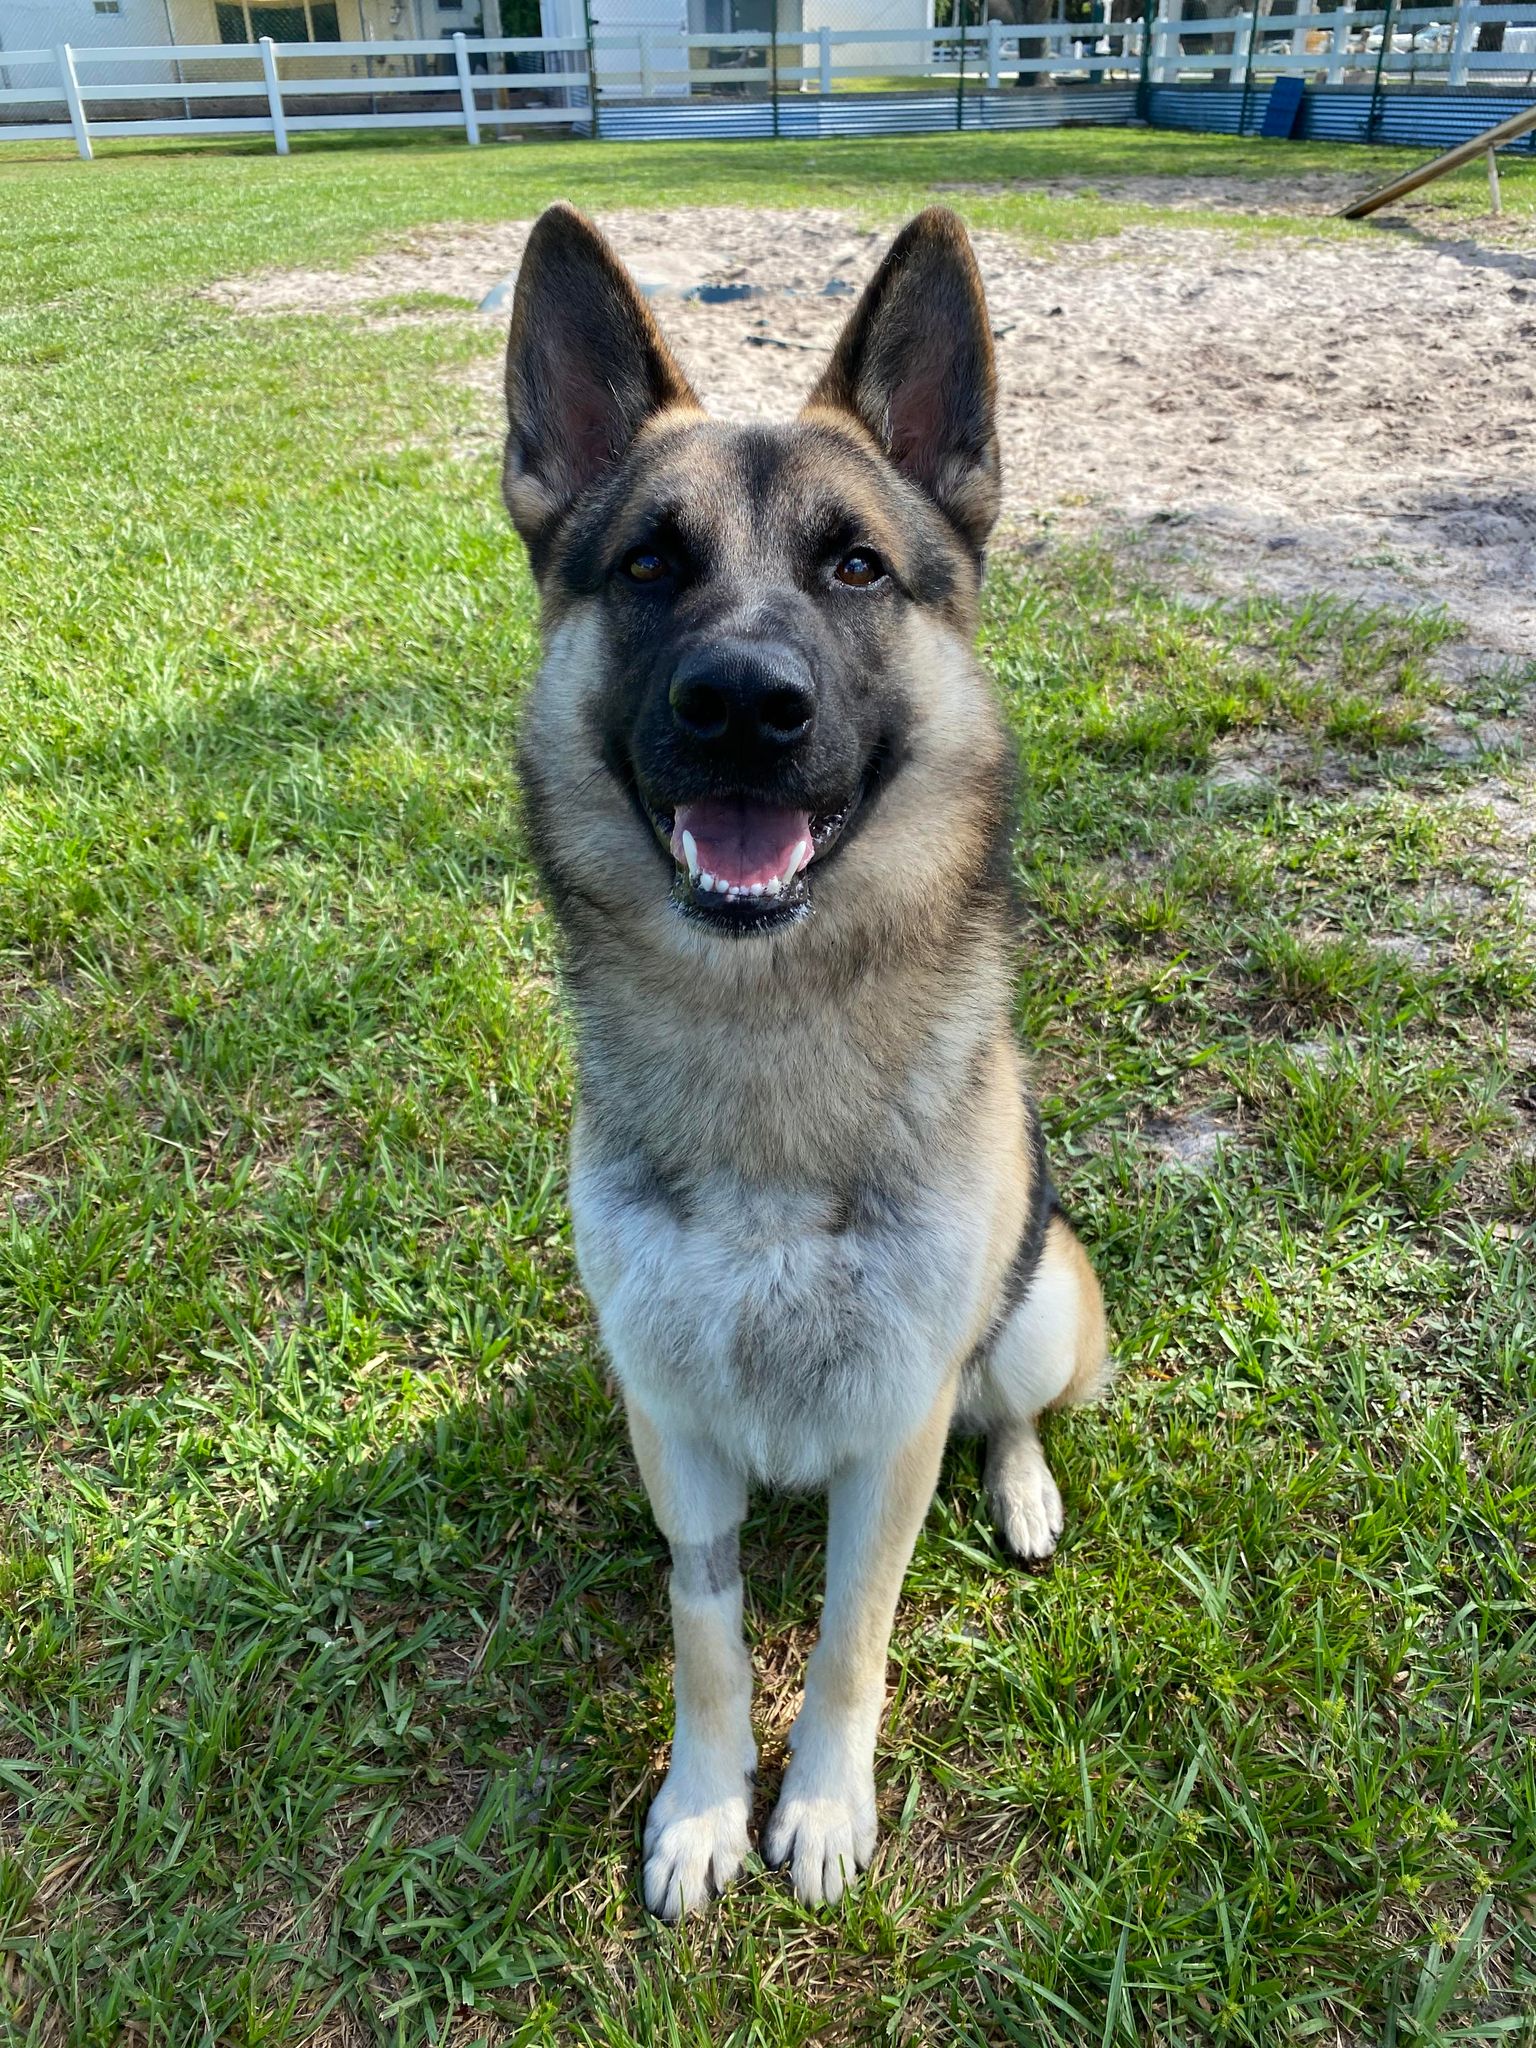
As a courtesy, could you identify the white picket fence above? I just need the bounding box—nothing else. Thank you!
[4,1,1535,159]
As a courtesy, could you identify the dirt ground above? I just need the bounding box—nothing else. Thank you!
[210,197,1536,668]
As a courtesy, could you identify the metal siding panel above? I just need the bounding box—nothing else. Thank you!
[596,98,776,138]
[1146,85,1246,133]
[1373,88,1536,147]
[598,86,1132,140]
[780,93,955,135]
[1150,80,1536,149]
[1299,88,1376,142]
[968,86,1136,128]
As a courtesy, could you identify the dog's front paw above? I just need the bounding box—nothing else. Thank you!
[763,1765,877,1907]
[642,1770,752,1922]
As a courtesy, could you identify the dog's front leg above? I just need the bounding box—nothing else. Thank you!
[764,1381,953,1906]
[627,1404,755,1921]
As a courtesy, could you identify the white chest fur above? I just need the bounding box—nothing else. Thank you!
[570,1138,997,1488]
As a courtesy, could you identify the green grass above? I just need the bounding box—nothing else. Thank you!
[3,122,1533,304]
[1,133,1533,2046]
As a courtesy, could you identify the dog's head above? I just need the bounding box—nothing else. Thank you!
[505,204,1010,958]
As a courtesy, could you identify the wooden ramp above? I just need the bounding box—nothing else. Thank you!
[1340,100,1536,220]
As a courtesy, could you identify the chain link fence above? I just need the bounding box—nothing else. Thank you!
[1145,0,1536,144]
[576,0,1142,138]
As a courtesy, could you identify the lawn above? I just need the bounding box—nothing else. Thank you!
[1,129,1533,2046]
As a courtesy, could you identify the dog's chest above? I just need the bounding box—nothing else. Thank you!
[569,1142,992,1487]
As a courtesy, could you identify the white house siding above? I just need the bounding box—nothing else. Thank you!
[3,0,180,87]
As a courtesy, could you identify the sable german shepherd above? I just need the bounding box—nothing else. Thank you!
[503,202,1109,1920]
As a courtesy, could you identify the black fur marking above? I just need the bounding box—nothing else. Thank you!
[636,1154,692,1224]
[678,894,808,939]
[838,1178,909,1236]
[670,1530,741,1599]
[735,422,792,511]
[967,1100,1060,1371]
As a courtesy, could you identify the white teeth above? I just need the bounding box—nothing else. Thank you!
[687,839,814,903]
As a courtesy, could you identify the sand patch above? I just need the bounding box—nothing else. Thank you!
[208,200,1536,665]
[1139,1109,1244,1171]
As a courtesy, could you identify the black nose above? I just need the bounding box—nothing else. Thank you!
[669,643,816,752]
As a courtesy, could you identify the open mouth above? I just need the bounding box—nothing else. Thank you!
[648,793,858,930]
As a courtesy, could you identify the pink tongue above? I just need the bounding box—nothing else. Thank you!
[670,799,812,890]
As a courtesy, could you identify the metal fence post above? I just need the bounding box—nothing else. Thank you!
[583,0,602,138]
[986,14,1001,88]
[56,44,93,161]
[1367,0,1395,139]
[954,2,967,128]
[259,36,289,155]
[1235,0,1260,132]
[818,23,832,93]
[1137,0,1156,114]
[453,31,481,141]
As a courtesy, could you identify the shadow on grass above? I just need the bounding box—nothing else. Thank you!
[5,1341,1000,2041]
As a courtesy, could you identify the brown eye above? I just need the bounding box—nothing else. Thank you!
[623,548,668,584]
[834,549,884,588]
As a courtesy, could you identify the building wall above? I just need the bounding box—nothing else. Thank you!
[0,0,455,88]
[166,0,435,75]
[3,0,185,88]
[797,0,930,78]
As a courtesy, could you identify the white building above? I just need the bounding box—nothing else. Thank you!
[541,0,930,95]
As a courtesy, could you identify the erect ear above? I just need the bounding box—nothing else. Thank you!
[502,203,700,561]
[802,207,999,558]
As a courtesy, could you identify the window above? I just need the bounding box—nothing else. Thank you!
[93,2,122,14]
[250,8,312,38]
[217,1,342,41]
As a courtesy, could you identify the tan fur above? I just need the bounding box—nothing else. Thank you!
[762,1377,957,1906]
[1048,1218,1114,1410]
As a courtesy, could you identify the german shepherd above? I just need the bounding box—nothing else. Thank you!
[503,203,1109,1920]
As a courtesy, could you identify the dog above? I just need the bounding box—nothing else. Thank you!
[502,202,1109,1920]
